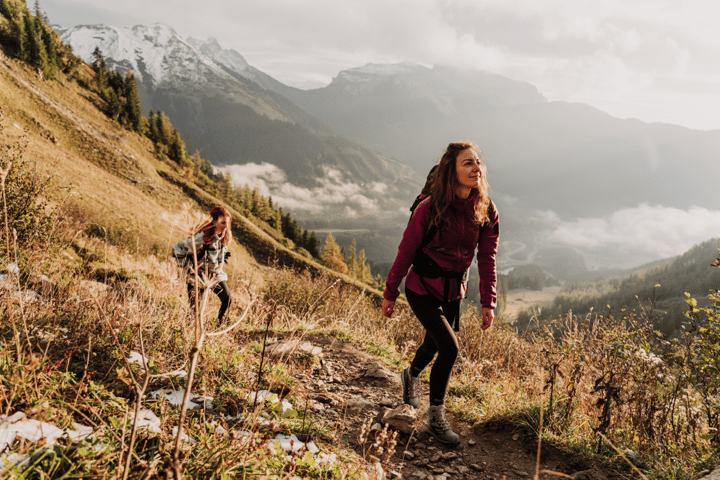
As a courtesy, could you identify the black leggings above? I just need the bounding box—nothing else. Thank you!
[406,289,460,406]
[187,281,232,322]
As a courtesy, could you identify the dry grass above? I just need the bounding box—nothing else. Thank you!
[1,48,718,480]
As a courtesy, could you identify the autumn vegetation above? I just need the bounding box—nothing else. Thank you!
[1,1,719,478]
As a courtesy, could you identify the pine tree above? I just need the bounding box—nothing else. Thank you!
[32,0,55,79]
[0,0,12,19]
[23,10,47,72]
[358,249,372,283]
[155,112,171,145]
[0,4,26,61]
[348,239,358,278]
[92,46,108,90]
[307,232,320,258]
[147,110,158,143]
[40,23,58,79]
[168,128,187,165]
[123,71,143,132]
[105,87,122,119]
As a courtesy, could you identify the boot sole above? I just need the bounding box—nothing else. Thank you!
[425,425,460,445]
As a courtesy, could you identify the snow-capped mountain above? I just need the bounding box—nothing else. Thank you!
[61,24,227,88]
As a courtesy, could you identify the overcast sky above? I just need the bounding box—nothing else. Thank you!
[41,0,720,131]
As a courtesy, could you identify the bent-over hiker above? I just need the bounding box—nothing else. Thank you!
[172,206,233,323]
[382,142,500,445]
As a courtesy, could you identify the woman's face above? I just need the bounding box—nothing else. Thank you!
[213,215,229,235]
[455,148,482,195]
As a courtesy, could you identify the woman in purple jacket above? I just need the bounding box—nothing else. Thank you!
[382,142,499,444]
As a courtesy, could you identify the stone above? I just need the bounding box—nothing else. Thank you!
[347,396,374,411]
[441,452,458,460]
[429,452,442,463]
[381,404,418,434]
[78,280,108,299]
[468,439,476,446]
[403,450,416,459]
[470,464,484,471]
[457,466,470,474]
[411,471,428,479]
[266,339,322,358]
[364,361,394,379]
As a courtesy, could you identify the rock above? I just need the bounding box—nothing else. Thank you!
[457,466,470,474]
[515,471,530,477]
[381,404,418,434]
[470,464,484,471]
[573,471,592,480]
[512,433,520,441]
[412,471,428,479]
[364,362,394,379]
[266,339,322,358]
[378,397,395,407]
[368,461,384,480]
[78,280,108,299]
[694,468,720,480]
[403,450,416,459]
[347,396,373,411]
[429,452,442,463]
[415,443,427,449]
[468,439,476,446]
[389,470,402,479]
[441,452,457,460]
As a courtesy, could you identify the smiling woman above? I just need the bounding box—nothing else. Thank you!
[381,141,499,445]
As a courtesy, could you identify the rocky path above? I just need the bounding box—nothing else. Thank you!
[261,332,629,480]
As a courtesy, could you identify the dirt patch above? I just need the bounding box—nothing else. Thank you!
[254,332,628,479]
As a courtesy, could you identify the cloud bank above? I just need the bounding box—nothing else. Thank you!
[217,162,391,219]
[547,203,720,266]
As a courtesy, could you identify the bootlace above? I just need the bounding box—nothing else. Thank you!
[408,373,420,398]
[433,406,450,431]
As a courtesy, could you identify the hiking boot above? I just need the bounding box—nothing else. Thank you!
[426,405,459,445]
[401,367,420,408]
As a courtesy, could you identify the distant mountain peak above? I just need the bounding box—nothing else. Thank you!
[58,23,228,88]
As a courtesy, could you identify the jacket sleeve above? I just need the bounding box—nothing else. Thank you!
[477,201,500,309]
[172,233,204,258]
[384,198,431,301]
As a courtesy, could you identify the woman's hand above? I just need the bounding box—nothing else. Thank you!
[481,307,494,330]
[382,299,396,318]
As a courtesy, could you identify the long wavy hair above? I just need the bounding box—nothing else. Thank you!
[196,206,232,246]
[428,142,491,228]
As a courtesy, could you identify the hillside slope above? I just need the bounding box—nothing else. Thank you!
[0,50,383,300]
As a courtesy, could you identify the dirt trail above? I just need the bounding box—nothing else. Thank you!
[263,332,628,480]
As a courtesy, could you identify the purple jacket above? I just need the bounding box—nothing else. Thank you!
[384,194,499,308]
